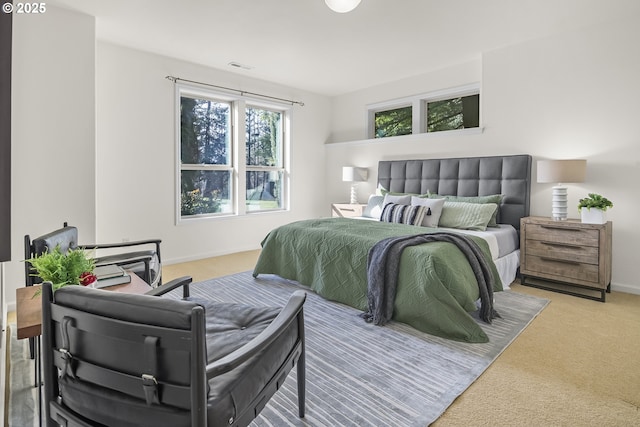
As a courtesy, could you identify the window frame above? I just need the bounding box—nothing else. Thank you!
[175,83,290,224]
[245,104,287,213]
[366,83,480,139]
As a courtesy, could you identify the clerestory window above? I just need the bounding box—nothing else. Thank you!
[369,84,480,139]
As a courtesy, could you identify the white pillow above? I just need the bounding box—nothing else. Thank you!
[363,195,384,219]
[411,196,445,227]
[383,194,411,206]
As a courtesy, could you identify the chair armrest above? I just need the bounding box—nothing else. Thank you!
[80,240,162,265]
[206,290,306,378]
[80,239,161,251]
[145,276,192,297]
[94,251,154,267]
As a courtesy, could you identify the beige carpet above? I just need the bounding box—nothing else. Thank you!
[164,250,640,426]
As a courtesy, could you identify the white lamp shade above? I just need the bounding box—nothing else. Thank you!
[325,0,362,13]
[537,159,587,221]
[537,159,587,183]
[342,166,368,182]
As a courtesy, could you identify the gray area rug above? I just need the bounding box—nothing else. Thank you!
[8,271,548,426]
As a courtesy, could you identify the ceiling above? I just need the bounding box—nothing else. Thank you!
[47,0,638,97]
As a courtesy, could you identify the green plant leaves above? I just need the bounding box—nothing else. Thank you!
[578,193,613,211]
[26,246,95,289]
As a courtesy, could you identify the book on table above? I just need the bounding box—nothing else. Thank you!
[95,264,126,279]
[94,265,132,288]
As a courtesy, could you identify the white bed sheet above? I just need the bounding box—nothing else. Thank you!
[429,225,520,289]
[352,217,521,288]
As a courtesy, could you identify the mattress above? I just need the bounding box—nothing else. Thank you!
[354,216,520,288]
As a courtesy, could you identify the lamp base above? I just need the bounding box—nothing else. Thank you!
[350,184,359,204]
[551,185,568,221]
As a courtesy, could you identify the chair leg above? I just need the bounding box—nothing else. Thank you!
[297,347,305,418]
[297,310,306,418]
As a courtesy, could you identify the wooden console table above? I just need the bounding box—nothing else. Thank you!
[16,274,152,340]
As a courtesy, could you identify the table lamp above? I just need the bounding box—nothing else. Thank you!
[537,159,587,220]
[342,166,368,204]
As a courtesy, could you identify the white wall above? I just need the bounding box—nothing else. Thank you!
[4,7,330,308]
[95,42,330,265]
[5,6,96,307]
[326,16,640,295]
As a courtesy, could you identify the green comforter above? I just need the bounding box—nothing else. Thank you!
[253,218,503,343]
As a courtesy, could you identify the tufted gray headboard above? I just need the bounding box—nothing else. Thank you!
[377,154,532,232]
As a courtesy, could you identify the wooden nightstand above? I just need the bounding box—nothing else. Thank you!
[520,216,612,301]
[332,203,367,218]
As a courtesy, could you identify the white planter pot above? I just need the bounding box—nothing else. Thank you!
[580,208,606,224]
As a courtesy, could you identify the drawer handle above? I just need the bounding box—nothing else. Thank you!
[539,225,583,232]
[541,241,581,249]
[340,208,356,212]
[540,256,580,265]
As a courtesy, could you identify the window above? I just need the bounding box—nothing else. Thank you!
[177,86,288,220]
[245,106,284,212]
[426,94,479,133]
[367,84,480,139]
[179,96,232,216]
[374,105,412,138]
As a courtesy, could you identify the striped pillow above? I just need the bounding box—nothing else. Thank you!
[380,203,426,226]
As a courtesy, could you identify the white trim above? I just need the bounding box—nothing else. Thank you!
[0,263,6,426]
[611,282,640,296]
[235,99,246,216]
[329,126,484,146]
[366,82,480,111]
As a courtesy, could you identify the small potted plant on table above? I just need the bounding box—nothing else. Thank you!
[578,193,613,224]
[26,246,97,292]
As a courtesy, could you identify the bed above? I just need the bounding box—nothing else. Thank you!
[253,154,532,343]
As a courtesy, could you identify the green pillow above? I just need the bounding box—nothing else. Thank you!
[430,194,503,227]
[438,201,498,231]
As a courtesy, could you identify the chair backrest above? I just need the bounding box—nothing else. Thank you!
[41,283,208,427]
[24,224,78,286]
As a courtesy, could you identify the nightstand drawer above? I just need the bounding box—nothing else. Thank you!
[525,223,599,247]
[332,203,366,218]
[524,239,599,265]
[524,254,600,283]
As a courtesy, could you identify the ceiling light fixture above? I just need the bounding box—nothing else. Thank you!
[325,0,361,13]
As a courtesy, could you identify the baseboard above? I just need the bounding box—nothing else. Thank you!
[162,245,261,266]
[611,282,640,296]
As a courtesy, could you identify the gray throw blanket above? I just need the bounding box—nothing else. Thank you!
[361,232,500,326]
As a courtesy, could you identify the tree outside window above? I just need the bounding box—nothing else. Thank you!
[426,94,479,133]
[246,107,284,211]
[374,106,412,138]
[180,96,232,216]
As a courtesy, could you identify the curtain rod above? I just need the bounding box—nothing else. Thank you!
[165,76,305,107]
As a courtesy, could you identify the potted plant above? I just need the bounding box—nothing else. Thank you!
[578,193,613,224]
[26,246,97,292]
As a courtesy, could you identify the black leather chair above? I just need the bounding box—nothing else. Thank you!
[41,278,306,427]
[25,223,162,288]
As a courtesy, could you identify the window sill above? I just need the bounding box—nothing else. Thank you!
[177,208,289,225]
[326,127,484,146]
